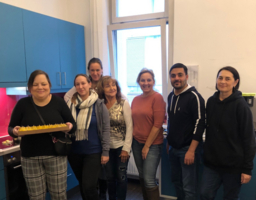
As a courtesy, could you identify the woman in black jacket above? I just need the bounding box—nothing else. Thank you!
[200,66,256,200]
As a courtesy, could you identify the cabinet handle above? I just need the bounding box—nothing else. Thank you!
[64,72,66,85]
[13,164,21,169]
[58,72,61,86]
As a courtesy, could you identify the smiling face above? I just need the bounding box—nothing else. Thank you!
[170,68,188,92]
[30,74,51,101]
[75,75,91,100]
[139,72,155,94]
[89,62,103,82]
[217,70,239,94]
[103,80,117,99]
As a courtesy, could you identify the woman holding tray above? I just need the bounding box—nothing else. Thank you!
[8,70,76,200]
[67,74,110,200]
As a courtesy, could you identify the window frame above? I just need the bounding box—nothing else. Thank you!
[111,0,169,24]
[107,19,168,101]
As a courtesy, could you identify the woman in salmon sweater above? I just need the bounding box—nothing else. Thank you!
[131,68,166,200]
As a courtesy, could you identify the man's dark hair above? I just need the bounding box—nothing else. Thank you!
[169,63,188,75]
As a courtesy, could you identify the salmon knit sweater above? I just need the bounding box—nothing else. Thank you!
[131,92,166,145]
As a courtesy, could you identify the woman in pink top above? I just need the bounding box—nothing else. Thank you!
[131,68,166,200]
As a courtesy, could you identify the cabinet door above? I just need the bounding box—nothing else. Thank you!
[0,169,6,200]
[67,162,78,191]
[23,10,61,90]
[58,20,86,89]
[0,3,26,83]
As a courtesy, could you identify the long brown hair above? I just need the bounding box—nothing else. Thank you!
[97,76,122,104]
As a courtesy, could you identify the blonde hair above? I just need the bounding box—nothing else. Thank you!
[136,68,155,84]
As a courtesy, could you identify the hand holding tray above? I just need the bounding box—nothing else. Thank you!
[18,124,69,136]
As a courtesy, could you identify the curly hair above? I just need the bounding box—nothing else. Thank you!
[97,76,122,104]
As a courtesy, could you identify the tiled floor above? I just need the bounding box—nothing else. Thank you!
[67,179,143,200]
[67,179,168,200]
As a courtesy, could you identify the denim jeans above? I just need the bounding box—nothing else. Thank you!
[169,145,200,200]
[200,166,241,200]
[105,146,129,200]
[132,138,162,188]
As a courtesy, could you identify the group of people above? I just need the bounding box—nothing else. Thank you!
[167,63,256,200]
[8,58,256,200]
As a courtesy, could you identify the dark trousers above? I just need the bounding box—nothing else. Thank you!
[68,153,101,200]
[200,166,242,200]
[105,146,129,200]
[169,146,200,200]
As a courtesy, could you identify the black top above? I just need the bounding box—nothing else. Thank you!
[204,91,256,175]
[167,86,206,149]
[8,95,76,157]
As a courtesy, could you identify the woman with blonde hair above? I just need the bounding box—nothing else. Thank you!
[131,68,166,200]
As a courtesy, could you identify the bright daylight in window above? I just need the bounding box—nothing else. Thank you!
[117,0,165,17]
[116,26,162,103]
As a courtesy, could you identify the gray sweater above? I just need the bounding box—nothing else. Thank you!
[95,99,110,157]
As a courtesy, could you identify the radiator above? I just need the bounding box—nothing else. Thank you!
[127,152,139,178]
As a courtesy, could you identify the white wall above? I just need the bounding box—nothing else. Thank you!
[0,0,92,70]
[172,0,256,100]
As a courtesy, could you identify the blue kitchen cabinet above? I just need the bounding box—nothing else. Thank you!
[0,156,6,200]
[0,3,27,88]
[58,20,86,90]
[67,161,78,191]
[0,3,85,91]
[23,10,86,93]
[0,156,3,170]
[23,10,62,90]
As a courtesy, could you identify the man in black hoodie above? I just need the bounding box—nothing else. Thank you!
[167,63,205,200]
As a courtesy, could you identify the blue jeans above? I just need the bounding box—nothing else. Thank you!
[169,145,200,200]
[200,166,241,200]
[105,146,129,200]
[132,138,162,188]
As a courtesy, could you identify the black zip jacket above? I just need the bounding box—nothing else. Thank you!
[204,91,256,175]
[167,86,205,149]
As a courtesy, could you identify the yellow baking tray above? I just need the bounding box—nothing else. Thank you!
[18,124,69,136]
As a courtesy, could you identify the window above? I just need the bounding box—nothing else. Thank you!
[111,0,168,23]
[117,0,165,17]
[108,20,168,103]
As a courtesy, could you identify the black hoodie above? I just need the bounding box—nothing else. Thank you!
[204,90,256,175]
[167,85,205,149]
